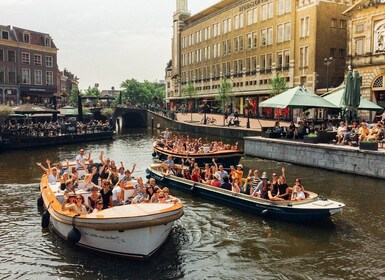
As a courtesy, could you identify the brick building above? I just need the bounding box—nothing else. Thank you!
[0,25,58,105]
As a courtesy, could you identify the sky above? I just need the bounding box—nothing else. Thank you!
[1,0,218,91]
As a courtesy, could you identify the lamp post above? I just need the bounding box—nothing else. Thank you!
[246,98,251,128]
[324,57,333,92]
[203,99,207,125]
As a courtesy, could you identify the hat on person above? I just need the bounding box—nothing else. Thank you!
[260,172,268,179]
[237,164,243,169]
[214,173,221,180]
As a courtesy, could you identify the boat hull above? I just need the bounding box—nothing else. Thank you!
[153,145,243,168]
[146,165,345,223]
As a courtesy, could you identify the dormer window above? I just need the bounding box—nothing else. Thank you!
[1,31,9,40]
[44,37,51,47]
[23,33,30,43]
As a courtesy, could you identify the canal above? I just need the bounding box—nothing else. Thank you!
[0,129,383,279]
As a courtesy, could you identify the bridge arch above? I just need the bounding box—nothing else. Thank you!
[113,108,147,128]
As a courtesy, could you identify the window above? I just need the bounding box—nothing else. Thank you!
[0,49,3,61]
[339,48,345,58]
[300,17,310,37]
[34,54,42,65]
[239,14,244,28]
[46,71,53,85]
[300,46,309,68]
[247,33,253,49]
[260,55,266,70]
[261,29,267,46]
[234,15,239,30]
[267,27,273,45]
[1,31,9,39]
[34,70,42,85]
[45,56,53,67]
[266,54,272,71]
[234,37,239,52]
[355,39,364,55]
[252,57,257,72]
[23,33,30,43]
[0,66,4,83]
[252,32,258,48]
[284,50,290,70]
[278,0,284,15]
[22,68,31,84]
[340,20,347,29]
[228,18,232,32]
[268,2,274,19]
[284,22,291,41]
[8,67,16,83]
[239,36,244,51]
[224,20,228,34]
[331,18,337,28]
[277,24,284,43]
[253,8,258,24]
[8,50,16,62]
[22,52,30,64]
[247,10,252,25]
[261,4,267,21]
[45,37,51,47]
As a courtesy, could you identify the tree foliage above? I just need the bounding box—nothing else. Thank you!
[182,81,197,122]
[0,105,14,125]
[216,77,234,125]
[101,108,114,119]
[120,79,165,107]
[269,74,288,97]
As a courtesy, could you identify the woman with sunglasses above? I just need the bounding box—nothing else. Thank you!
[100,180,113,209]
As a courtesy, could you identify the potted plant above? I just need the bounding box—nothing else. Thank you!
[359,140,378,151]
[303,133,318,144]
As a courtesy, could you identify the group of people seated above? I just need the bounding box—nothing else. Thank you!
[155,128,239,154]
[161,156,306,202]
[37,149,178,215]
[336,120,384,145]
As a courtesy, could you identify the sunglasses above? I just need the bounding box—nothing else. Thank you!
[159,196,165,198]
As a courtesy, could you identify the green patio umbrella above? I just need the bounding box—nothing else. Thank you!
[342,70,361,122]
[259,86,338,109]
[322,88,382,111]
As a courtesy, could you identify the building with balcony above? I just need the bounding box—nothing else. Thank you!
[0,25,58,105]
[167,0,354,117]
[344,0,385,113]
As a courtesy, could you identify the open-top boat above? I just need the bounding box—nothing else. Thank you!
[152,142,243,168]
[39,174,184,259]
[146,164,345,223]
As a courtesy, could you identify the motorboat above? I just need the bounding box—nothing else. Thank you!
[39,174,184,259]
[146,164,345,223]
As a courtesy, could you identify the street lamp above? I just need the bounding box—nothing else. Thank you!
[203,99,207,125]
[246,98,251,128]
[324,57,333,92]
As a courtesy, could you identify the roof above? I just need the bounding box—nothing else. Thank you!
[12,26,57,49]
[343,0,385,15]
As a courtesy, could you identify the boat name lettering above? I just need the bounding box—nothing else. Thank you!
[239,0,261,12]
[83,232,121,241]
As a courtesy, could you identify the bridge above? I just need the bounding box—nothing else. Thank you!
[113,107,147,128]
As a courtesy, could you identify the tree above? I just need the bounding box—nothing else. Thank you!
[69,88,80,106]
[216,77,233,125]
[101,108,114,119]
[120,79,165,108]
[182,81,197,122]
[269,73,288,97]
[0,105,14,126]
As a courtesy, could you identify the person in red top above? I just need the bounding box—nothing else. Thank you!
[210,173,221,187]
[191,166,201,182]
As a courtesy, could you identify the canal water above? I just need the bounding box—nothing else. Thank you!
[0,129,384,279]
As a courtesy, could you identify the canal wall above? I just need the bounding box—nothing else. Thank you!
[244,137,385,179]
[147,111,261,138]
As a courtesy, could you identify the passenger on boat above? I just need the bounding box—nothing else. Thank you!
[118,164,125,180]
[100,180,113,209]
[248,169,261,191]
[76,149,91,170]
[241,176,253,195]
[157,191,167,203]
[220,176,232,191]
[215,165,229,184]
[131,177,148,203]
[228,165,236,183]
[36,159,58,184]
[63,194,87,214]
[146,178,159,200]
[182,168,192,180]
[108,166,120,186]
[112,180,125,206]
[251,172,269,197]
[150,188,162,203]
[56,160,69,176]
[234,164,243,181]
[63,179,76,201]
[267,182,285,201]
[201,163,213,183]
[88,166,100,186]
[59,172,70,191]
[161,127,172,140]
[92,199,104,213]
[231,177,241,193]
[163,155,175,173]
[191,166,201,182]
[88,185,101,212]
[291,177,305,200]
[210,173,221,187]
[276,176,290,200]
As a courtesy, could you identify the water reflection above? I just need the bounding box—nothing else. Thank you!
[0,128,384,279]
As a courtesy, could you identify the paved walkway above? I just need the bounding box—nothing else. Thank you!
[175,112,289,131]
